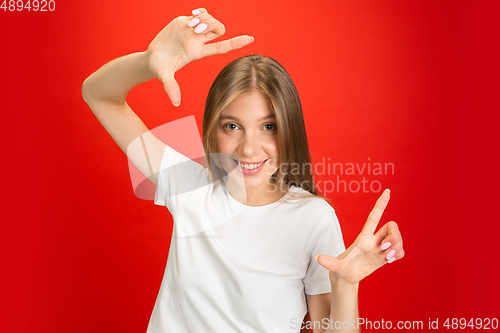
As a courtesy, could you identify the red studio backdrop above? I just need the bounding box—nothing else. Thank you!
[1,1,498,332]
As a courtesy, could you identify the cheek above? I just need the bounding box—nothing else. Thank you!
[264,138,280,169]
[216,132,228,153]
[215,132,235,171]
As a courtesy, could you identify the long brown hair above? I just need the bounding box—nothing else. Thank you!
[202,54,326,202]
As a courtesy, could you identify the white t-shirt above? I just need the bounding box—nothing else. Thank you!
[147,145,345,333]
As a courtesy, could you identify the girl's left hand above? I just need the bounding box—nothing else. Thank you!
[316,189,404,285]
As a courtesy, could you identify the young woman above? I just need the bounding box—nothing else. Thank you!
[82,8,404,333]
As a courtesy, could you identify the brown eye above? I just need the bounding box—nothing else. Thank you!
[263,124,277,131]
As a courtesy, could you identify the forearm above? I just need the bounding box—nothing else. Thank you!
[82,51,155,105]
[325,279,359,333]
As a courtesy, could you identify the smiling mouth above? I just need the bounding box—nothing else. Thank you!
[233,159,268,170]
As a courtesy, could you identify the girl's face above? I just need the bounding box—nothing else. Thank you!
[216,90,280,197]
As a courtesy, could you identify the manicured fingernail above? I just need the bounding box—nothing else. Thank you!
[388,256,396,263]
[380,242,391,250]
[194,23,207,33]
[386,249,396,260]
[315,255,320,263]
[188,18,200,28]
[192,9,202,16]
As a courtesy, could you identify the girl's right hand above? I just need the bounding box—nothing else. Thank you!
[146,8,254,106]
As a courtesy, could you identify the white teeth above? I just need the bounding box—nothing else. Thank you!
[238,161,264,169]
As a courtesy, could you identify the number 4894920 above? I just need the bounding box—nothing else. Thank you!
[1,0,55,11]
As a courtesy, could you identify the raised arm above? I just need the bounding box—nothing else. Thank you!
[82,51,164,185]
[81,8,254,185]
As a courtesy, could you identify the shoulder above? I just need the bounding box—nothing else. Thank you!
[285,188,345,248]
[280,186,337,224]
[285,186,335,212]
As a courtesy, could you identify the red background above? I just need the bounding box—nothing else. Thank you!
[2,0,498,332]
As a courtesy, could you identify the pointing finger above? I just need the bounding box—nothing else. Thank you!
[361,189,391,236]
[202,35,254,57]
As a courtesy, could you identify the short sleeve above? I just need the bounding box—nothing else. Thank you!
[303,212,346,295]
[154,145,209,213]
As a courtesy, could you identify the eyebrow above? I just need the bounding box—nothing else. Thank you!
[219,115,276,121]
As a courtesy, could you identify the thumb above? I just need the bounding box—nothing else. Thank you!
[316,255,341,272]
[160,74,181,107]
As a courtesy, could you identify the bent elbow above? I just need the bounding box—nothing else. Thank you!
[81,75,94,104]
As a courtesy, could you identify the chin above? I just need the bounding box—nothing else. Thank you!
[243,175,276,191]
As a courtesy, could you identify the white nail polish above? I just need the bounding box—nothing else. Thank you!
[388,256,396,263]
[188,18,200,28]
[192,9,202,16]
[386,249,396,260]
[380,242,391,250]
[194,23,207,34]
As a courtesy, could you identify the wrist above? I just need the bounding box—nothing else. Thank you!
[139,50,157,82]
[330,275,360,290]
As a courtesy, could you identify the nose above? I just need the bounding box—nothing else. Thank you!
[238,131,260,158]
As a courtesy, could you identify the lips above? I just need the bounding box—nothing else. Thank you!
[233,159,268,175]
